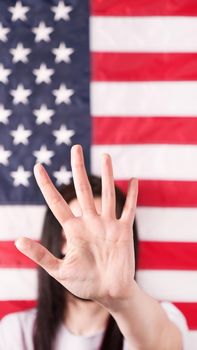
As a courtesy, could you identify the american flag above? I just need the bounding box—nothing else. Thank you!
[0,0,90,316]
[0,0,197,348]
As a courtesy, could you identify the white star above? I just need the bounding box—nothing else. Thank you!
[53,166,72,186]
[0,64,11,84]
[51,1,72,21]
[10,124,32,145]
[53,125,75,145]
[33,104,55,125]
[11,166,31,187]
[10,43,31,63]
[0,145,12,166]
[32,21,53,43]
[33,145,54,165]
[53,84,74,105]
[10,84,31,105]
[0,23,10,42]
[0,105,12,124]
[52,42,74,63]
[33,63,54,84]
[9,1,30,22]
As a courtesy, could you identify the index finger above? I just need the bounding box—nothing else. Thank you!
[34,163,74,226]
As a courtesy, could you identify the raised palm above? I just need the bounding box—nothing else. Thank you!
[16,145,138,303]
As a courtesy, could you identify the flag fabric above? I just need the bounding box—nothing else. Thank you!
[0,0,197,348]
[0,0,90,314]
[91,1,197,349]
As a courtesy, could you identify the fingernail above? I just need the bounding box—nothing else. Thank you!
[15,237,23,249]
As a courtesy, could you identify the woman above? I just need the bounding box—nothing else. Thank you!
[0,145,188,349]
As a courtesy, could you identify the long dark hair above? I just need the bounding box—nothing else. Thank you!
[33,175,138,350]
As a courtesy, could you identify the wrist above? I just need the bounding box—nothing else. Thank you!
[97,280,139,313]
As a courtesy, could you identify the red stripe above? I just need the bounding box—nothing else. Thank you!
[0,300,37,319]
[0,300,196,330]
[91,0,197,16]
[116,180,197,207]
[0,241,37,268]
[92,53,197,82]
[174,303,197,330]
[93,117,197,145]
[138,242,197,270]
[0,300,195,330]
[2,239,197,270]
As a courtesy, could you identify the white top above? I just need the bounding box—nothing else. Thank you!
[0,302,188,350]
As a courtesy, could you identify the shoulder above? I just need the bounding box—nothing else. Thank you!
[0,308,36,331]
[0,308,36,350]
[161,302,188,349]
[160,301,188,332]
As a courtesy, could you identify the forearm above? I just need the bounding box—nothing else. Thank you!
[102,281,182,350]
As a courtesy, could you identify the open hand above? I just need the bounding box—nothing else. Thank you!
[16,145,138,304]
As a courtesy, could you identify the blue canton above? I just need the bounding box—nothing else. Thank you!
[0,0,90,204]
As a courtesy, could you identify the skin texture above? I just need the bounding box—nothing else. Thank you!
[15,144,183,350]
[16,145,137,302]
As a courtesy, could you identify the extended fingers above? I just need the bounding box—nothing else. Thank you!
[15,237,61,278]
[121,178,138,223]
[101,154,116,218]
[71,145,96,214]
[34,163,74,226]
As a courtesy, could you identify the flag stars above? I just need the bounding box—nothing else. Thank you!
[9,1,30,22]
[10,84,32,105]
[33,104,55,125]
[0,145,12,166]
[0,3,78,189]
[53,125,75,145]
[53,84,74,105]
[51,1,73,21]
[0,105,12,124]
[0,64,12,84]
[53,166,72,186]
[11,166,32,187]
[10,124,32,145]
[10,43,31,63]
[33,63,54,84]
[33,145,55,165]
[0,23,10,42]
[32,21,54,43]
[52,42,74,63]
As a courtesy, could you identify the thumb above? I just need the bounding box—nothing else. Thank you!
[15,237,61,278]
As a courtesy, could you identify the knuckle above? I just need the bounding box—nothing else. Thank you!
[102,188,115,198]
[50,193,61,207]
[78,181,91,194]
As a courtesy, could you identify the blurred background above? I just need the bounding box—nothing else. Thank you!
[0,0,197,349]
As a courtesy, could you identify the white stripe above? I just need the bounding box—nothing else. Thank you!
[90,16,197,52]
[0,268,196,302]
[186,331,197,350]
[6,206,194,243]
[91,82,197,116]
[137,270,197,302]
[91,145,197,181]
[0,205,45,240]
[137,208,197,242]
[0,269,37,300]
